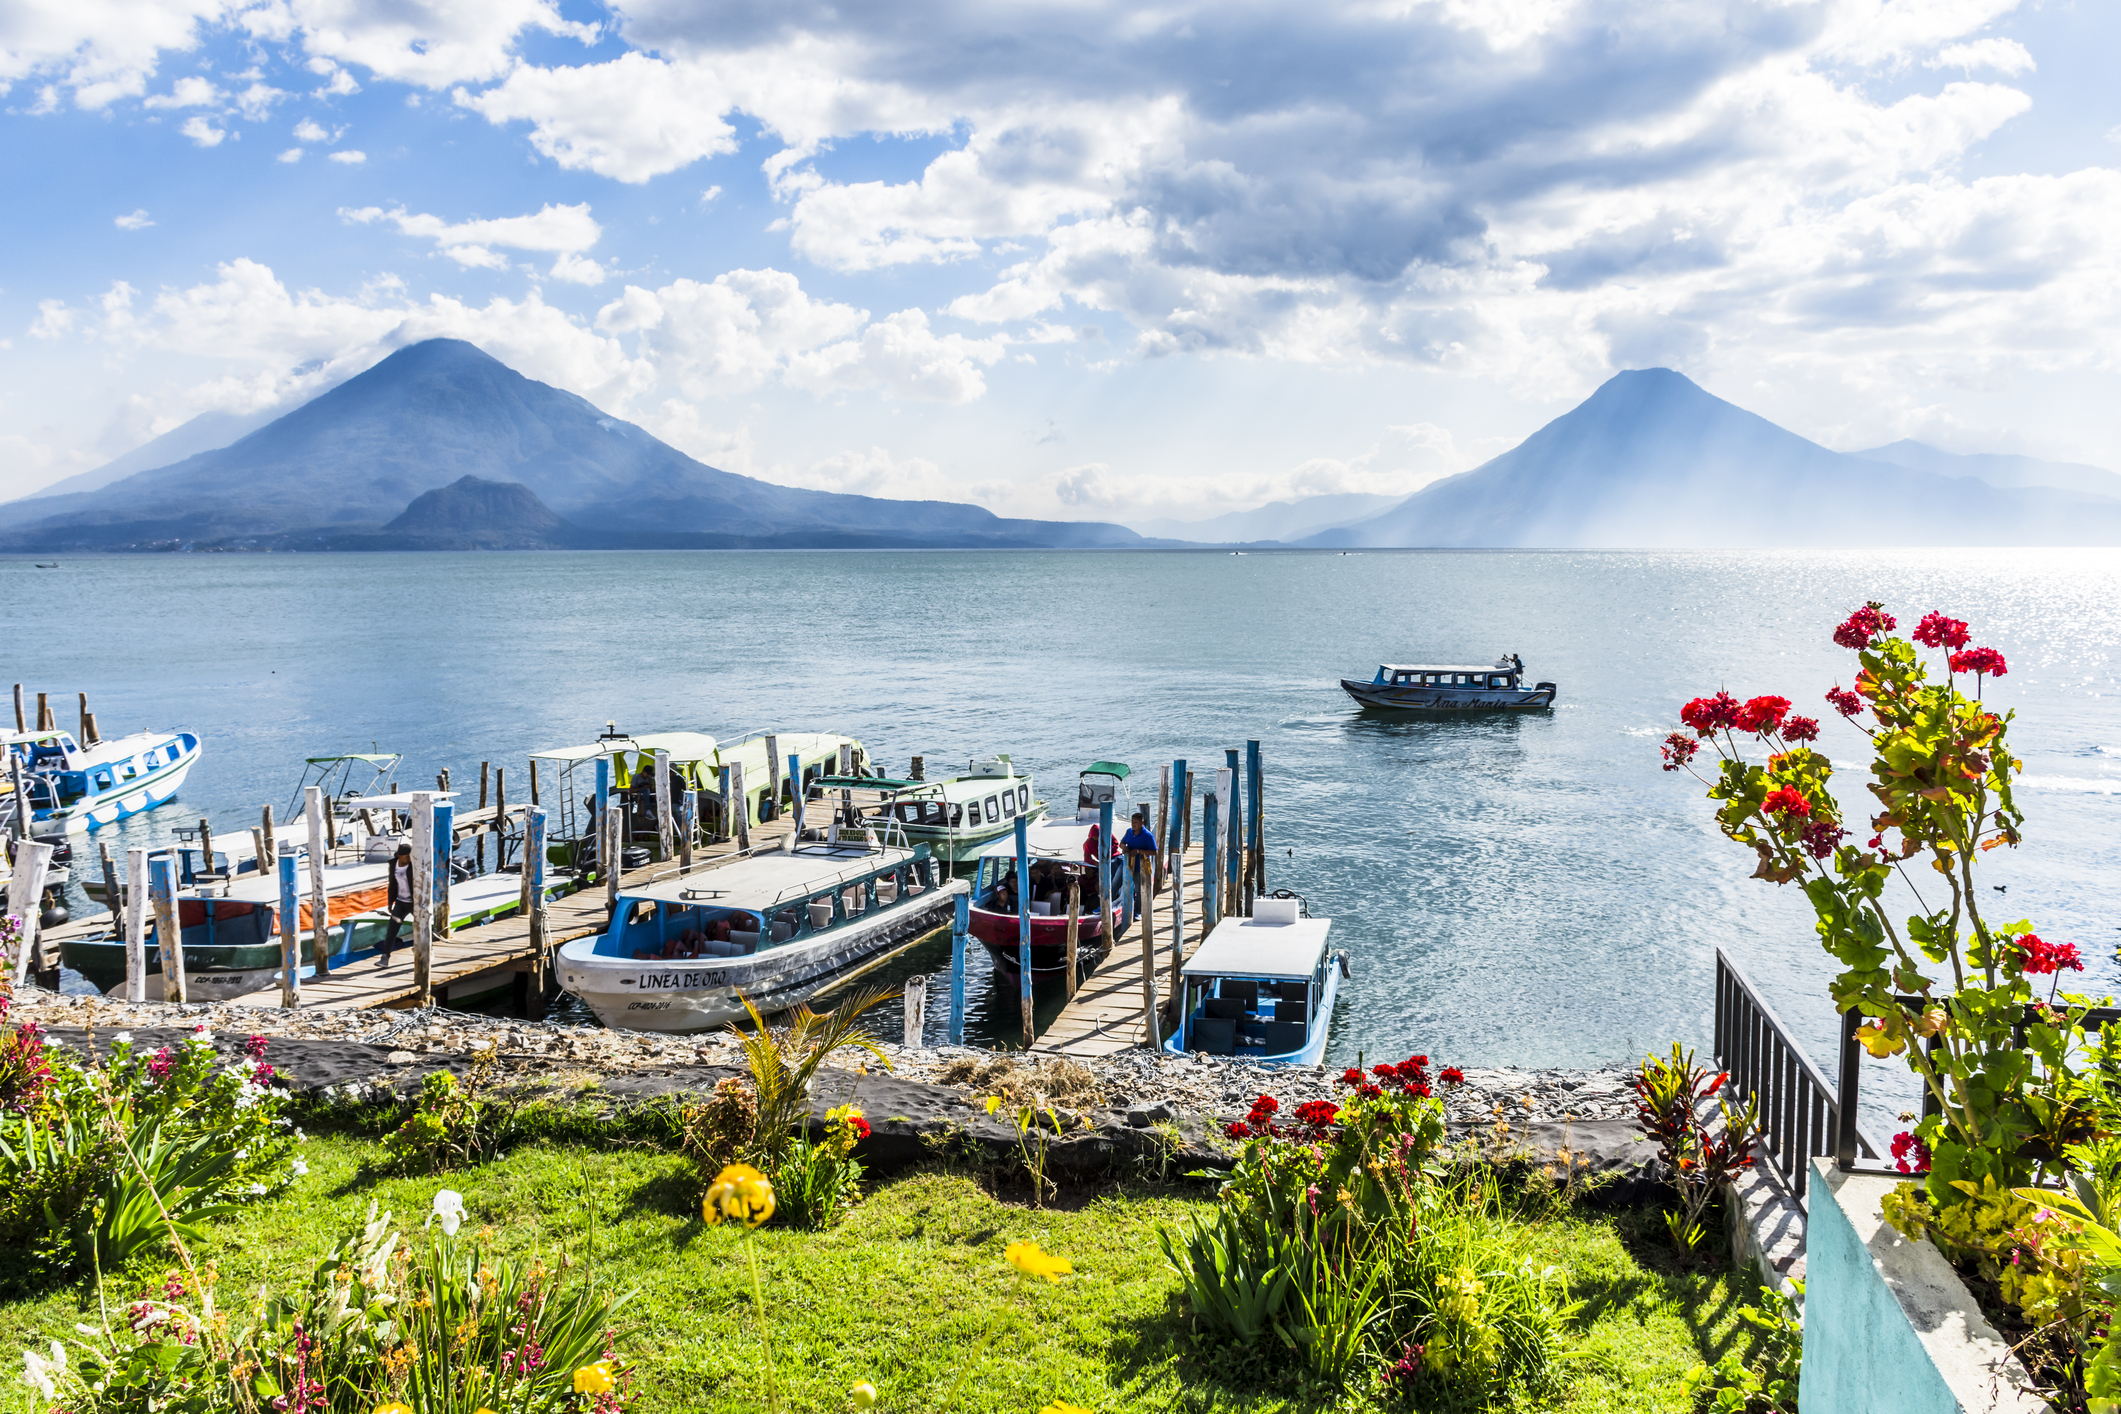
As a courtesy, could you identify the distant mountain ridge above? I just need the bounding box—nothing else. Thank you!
[1855,439,2121,502]
[1303,369,2121,548]
[1132,492,1404,544]
[1,339,1152,552]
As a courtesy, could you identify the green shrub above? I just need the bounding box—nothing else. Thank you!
[765,1104,869,1230]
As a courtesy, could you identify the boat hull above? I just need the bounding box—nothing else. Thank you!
[891,807,1049,865]
[32,746,199,837]
[1340,680,1555,712]
[1164,955,1343,1068]
[969,901,1119,974]
[559,879,967,1033]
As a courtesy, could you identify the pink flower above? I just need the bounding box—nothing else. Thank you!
[244,1034,270,1060]
[1798,820,1845,859]
[1949,647,2008,679]
[1913,612,1971,651]
[1833,602,1897,650]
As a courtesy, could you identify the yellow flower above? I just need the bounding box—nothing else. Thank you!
[850,1380,878,1408]
[1005,1241,1072,1282]
[984,1095,1003,1116]
[374,1404,414,1414]
[703,1163,776,1228]
[574,1362,617,1395]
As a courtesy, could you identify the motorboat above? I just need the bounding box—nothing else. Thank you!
[1164,897,1346,1067]
[1340,654,1557,711]
[966,816,1126,976]
[6,727,201,836]
[557,834,964,1033]
[843,755,1045,864]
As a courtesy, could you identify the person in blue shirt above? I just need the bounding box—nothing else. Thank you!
[1120,810,1158,853]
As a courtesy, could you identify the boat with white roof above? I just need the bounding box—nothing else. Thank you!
[1164,897,1347,1066]
[966,816,1126,977]
[556,832,966,1033]
[5,726,201,837]
[837,754,1046,864]
[1340,655,1557,711]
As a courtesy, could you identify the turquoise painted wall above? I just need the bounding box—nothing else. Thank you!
[1798,1165,1961,1414]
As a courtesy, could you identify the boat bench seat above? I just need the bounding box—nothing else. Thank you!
[1219,980,1260,1008]
[1191,1018,1237,1055]
[1262,1020,1306,1055]
[1203,997,1247,1021]
[1272,999,1307,1023]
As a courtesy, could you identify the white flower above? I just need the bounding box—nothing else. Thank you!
[113,1032,132,1044]
[21,1342,66,1398]
[247,1183,267,1197]
[189,1028,213,1045]
[291,1158,309,1178]
[428,1189,465,1237]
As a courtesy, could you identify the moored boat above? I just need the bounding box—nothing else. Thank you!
[1164,898,1347,1066]
[966,817,1126,976]
[557,836,964,1033]
[1339,655,1557,711]
[6,727,201,837]
[846,755,1045,864]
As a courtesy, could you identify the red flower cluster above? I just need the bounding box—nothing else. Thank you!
[1736,695,1791,734]
[1680,692,1741,737]
[1660,732,1700,772]
[1833,602,1897,650]
[1439,1066,1466,1085]
[1949,647,2008,679]
[244,1033,270,1060]
[1891,1131,1932,1176]
[1293,1100,1341,1131]
[847,1115,873,1140]
[1798,820,1846,859]
[2017,935,2084,976]
[1373,1055,1434,1098]
[251,1062,276,1087]
[1824,685,1864,718]
[1382,1341,1425,1389]
[1780,715,1821,743]
[1913,612,1971,651]
[1226,1093,1281,1140]
[1761,788,1812,818]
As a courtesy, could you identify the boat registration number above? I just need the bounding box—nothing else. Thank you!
[632,969,729,990]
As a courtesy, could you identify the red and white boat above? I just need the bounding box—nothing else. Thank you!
[968,814,1128,977]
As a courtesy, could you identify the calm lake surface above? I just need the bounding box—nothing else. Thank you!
[9,548,2119,1088]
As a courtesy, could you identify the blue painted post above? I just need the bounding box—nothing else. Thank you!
[277,845,300,1009]
[1225,747,1242,913]
[1247,739,1264,902]
[1203,793,1219,932]
[719,763,734,844]
[433,798,454,948]
[1168,757,1186,991]
[949,892,969,1045]
[788,753,805,841]
[148,853,182,1004]
[594,755,612,875]
[1015,814,1033,1049]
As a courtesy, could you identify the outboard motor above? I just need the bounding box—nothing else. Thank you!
[39,886,69,930]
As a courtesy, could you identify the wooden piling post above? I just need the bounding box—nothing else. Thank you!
[304,785,331,980]
[904,975,927,1050]
[476,762,490,874]
[124,846,149,1003]
[83,712,99,745]
[764,735,781,820]
[10,684,21,733]
[77,692,90,743]
[277,844,301,1010]
[603,802,621,916]
[1154,766,1171,891]
[528,757,540,807]
[654,749,674,862]
[678,788,696,870]
[1170,759,1188,998]
[1064,877,1081,1001]
[250,827,268,881]
[1225,749,1243,917]
[1203,792,1220,932]
[1132,852,1161,1048]
[8,840,54,987]
[36,692,52,731]
[492,767,506,870]
[260,804,277,876]
[1248,739,1265,903]
[198,818,218,885]
[1015,815,1033,1049]
[149,853,182,1003]
[412,792,435,1006]
[8,755,29,842]
[523,805,548,1012]
[1097,800,1114,954]
[99,841,123,926]
[948,893,969,1045]
[732,761,750,851]
[911,755,925,782]
[1181,767,1194,852]
[789,753,805,840]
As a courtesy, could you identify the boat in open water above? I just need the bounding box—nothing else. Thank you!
[6,727,201,837]
[1340,655,1557,712]
[1164,897,1348,1066]
[557,832,965,1032]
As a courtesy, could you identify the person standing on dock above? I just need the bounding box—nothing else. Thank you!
[379,842,414,967]
[1121,810,1157,854]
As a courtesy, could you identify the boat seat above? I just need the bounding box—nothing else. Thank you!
[1276,980,1310,1004]
[1203,996,1246,1021]
[1273,999,1307,1023]
[1220,979,1260,1008]
[1191,1018,1236,1056]
[1262,1020,1307,1056]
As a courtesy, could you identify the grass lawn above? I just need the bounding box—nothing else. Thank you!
[1,1135,1769,1412]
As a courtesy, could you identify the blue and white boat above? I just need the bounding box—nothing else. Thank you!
[558,835,965,1033]
[1340,655,1557,711]
[1164,898,1346,1066]
[6,728,201,838]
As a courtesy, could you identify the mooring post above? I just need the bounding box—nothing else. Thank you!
[678,787,696,870]
[764,734,781,820]
[1203,791,1220,932]
[1168,757,1187,997]
[7,840,53,986]
[1248,739,1265,900]
[1224,748,1242,918]
[1015,814,1033,1049]
[788,753,805,841]
[524,805,549,1012]
[476,761,490,874]
[99,841,123,926]
[433,798,455,997]
[1098,800,1115,944]
[260,803,277,879]
[493,767,506,870]
[1064,876,1081,1001]
[594,756,611,869]
[10,683,21,733]
[124,846,148,1003]
[276,844,301,1009]
[1133,851,1161,1048]
[654,748,675,862]
[304,785,332,980]
[717,764,732,842]
[732,760,750,851]
[149,853,182,1003]
[412,791,435,1005]
[1154,765,1171,892]
[603,801,621,916]
[949,892,969,1045]
[904,974,927,1050]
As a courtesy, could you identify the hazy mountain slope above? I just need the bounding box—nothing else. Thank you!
[1131,492,1405,543]
[1,339,1146,551]
[1856,440,2121,502]
[1305,369,2121,548]
[13,407,286,503]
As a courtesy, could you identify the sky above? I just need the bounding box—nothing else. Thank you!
[4,0,2119,523]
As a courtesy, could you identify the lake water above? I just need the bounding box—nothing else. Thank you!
[9,548,2119,1088]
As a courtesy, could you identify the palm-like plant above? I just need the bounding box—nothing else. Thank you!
[730,988,892,1161]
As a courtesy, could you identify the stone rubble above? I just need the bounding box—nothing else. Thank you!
[4,989,1638,1126]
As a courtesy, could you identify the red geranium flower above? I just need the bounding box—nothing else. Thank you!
[1833,602,1897,650]
[1891,1131,1931,1176]
[1439,1066,1466,1085]
[1736,695,1791,734]
[1357,1083,1383,1099]
[1294,1100,1341,1129]
[1913,612,1971,651]
[1780,716,1821,743]
[1339,1067,1366,1087]
[244,1034,270,1060]
[1798,820,1845,859]
[2017,935,2084,976]
[1761,788,1812,818]
[1680,692,1742,737]
[1660,732,1700,772]
[1949,647,2008,679]
[848,1115,873,1140]
[1225,1120,1251,1139]
[1824,685,1863,717]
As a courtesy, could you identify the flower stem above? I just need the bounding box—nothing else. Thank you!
[746,1238,781,1414]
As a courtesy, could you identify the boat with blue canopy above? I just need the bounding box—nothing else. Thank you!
[6,727,201,837]
[1164,897,1346,1067]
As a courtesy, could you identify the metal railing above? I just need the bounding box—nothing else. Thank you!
[1714,948,1881,1196]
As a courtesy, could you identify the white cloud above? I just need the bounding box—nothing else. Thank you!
[597,269,868,394]
[0,0,229,110]
[28,299,75,339]
[327,148,364,163]
[278,146,303,162]
[455,52,739,183]
[1926,38,2035,75]
[700,185,722,205]
[113,208,154,229]
[547,252,605,285]
[179,114,226,147]
[292,117,331,142]
[142,75,220,109]
[783,308,1006,403]
[246,0,599,91]
[233,81,287,119]
[344,201,601,255]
